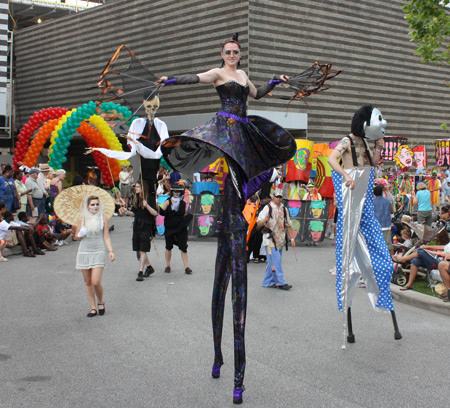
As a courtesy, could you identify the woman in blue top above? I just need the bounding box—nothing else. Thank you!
[0,165,19,212]
[414,182,432,226]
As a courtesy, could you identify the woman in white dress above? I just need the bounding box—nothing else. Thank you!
[75,195,115,317]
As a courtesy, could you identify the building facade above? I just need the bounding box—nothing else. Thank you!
[11,0,450,159]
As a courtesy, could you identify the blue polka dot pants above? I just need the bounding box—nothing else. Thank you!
[332,168,394,312]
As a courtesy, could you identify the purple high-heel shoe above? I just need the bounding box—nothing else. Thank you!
[211,364,221,378]
[233,386,245,404]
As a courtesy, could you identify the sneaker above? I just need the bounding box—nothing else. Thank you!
[313,242,318,246]
[185,267,192,275]
[143,265,155,277]
[58,240,65,247]
[329,233,335,239]
[278,284,292,291]
[136,272,144,281]
[164,266,171,273]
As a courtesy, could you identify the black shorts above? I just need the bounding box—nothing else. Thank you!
[132,226,152,253]
[165,229,188,252]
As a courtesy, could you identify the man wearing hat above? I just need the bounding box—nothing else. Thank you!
[256,185,295,290]
[414,181,432,226]
[159,182,193,275]
[25,169,45,217]
[37,163,51,214]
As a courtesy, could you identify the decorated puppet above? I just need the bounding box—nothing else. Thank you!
[327,105,401,348]
[87,91,169,200]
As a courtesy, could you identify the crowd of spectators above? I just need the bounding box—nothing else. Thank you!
[0,162,71,260]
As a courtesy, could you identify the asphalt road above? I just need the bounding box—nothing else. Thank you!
[1,216,449,408]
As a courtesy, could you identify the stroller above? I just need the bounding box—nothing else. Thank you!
[392,219,446,292]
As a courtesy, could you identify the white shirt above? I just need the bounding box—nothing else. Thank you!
[0,220,11,239]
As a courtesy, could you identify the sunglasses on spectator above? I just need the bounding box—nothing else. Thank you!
[275,195,283,198]
[223,50,240,56]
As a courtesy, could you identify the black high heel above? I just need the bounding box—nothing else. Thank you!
[98,303,105,316]
[87,309,97,317]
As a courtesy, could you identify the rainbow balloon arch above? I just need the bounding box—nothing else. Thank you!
[12,102,138,186]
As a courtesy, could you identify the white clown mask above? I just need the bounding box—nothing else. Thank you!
[143,96,160,122]
[363,108,387,140]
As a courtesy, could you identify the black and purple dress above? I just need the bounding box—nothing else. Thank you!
[162,80,296,390]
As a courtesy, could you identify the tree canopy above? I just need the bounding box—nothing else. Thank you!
[403,0,450,64]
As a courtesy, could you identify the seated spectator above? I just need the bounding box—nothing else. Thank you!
[400,228,413,249]
[440,206,450,222]
[112,187,127,216]
[0,211,45,257]
[436,228,450,245]
[437,251,450,301]
[393,242,450,290]
[35,216,58,251]
[54,218,73,245]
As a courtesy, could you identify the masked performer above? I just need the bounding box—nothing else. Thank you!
[157,33,296,404]
[90,92,168,200]
[327,105,401,345]
[159,183,193,275]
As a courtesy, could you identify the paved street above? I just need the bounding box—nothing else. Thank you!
[1,216,449,408]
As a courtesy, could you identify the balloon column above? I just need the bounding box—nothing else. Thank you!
[48,101,132,170]
[13,107,68,168]
[77,122,120,186]
[13,101,137,186]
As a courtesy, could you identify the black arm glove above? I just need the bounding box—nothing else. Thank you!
[165,74,200,85]
[254,76,283,99]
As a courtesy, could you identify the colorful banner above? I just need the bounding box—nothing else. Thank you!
[315,156,334,198]
[393,144,414,169]
[381,136,408,161]
[413,145,427,169]
[284,199,330,243]
[285,139,314,183]
[435,140,450,167]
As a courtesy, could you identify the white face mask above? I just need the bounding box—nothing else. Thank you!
[363,108,387,140]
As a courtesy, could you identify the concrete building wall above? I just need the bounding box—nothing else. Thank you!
[12,0,450,157]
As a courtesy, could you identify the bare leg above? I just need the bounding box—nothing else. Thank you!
[91,267,104,306]
[438,261,450,289]
[81,269,96,310]
[139,251,149,271]
[402,264,418,289]
[181,251,188,268]
[165,249,172,268]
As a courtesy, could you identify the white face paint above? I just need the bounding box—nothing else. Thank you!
[88,200,100,214]
[143,96,160,121]
[363,108,387,140]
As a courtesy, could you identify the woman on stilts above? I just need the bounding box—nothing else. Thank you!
[157,33,296,404]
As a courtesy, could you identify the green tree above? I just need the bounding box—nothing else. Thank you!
[403,0,450,64]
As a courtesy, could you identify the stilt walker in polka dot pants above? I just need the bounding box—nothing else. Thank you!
[328,105,402,347]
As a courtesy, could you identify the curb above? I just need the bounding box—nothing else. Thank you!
[391,284,450,317]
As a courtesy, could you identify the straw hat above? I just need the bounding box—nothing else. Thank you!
[54,185,115,226]
[416,182,426,190]
[39,163,52,172]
